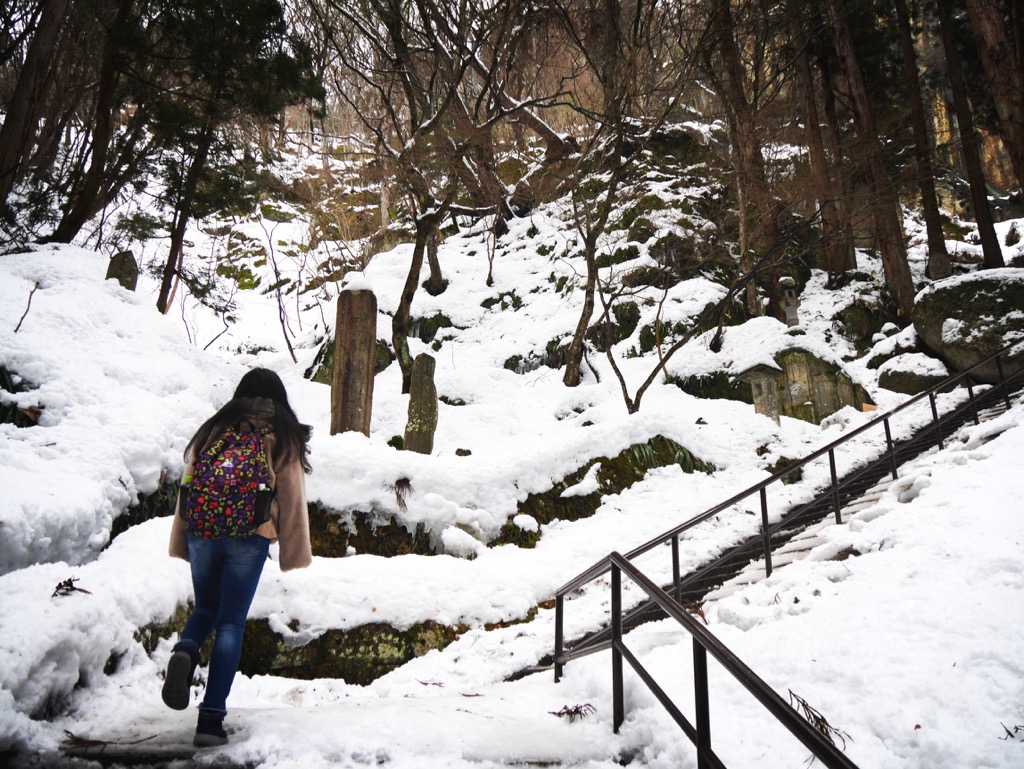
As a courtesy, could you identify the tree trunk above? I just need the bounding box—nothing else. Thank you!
[788,7,848,282]
[393,214,438,393]
[894,0,951,280]
[562,237,598,387]
[423,228,446,295]
[156,128,215,314]
[49,0,133,243]
[830,0,915,319]
[0,0,72,209]
[936,0,1005,269]
[714,0,780,317]
[964,0,1023,190]
[816,48,857,274]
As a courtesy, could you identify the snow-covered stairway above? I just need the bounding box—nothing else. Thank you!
[705,475,897,600]
[553,344,1024,667]
[705,390,1023,599]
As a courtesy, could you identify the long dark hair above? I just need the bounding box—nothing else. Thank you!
[185,368,312,473]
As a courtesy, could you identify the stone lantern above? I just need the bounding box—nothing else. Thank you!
[779,278,800,327]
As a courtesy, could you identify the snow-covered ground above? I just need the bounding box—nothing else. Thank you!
[2,202,1023,768]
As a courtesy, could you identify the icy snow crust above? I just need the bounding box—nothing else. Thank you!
[2,204,1023,768]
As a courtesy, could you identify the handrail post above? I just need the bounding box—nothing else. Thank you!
[672,534,681,601]
[554,594,564,683]
[828,448,842,524]
[760,487,773,577]
[884,418,898,480]
[611,562,624,733]
[996,354,1010,409]
[966,379,979,425]
[929,392,944,450]
[693,639,712,769]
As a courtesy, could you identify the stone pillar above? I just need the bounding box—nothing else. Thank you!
[404,353,438,454]
[105,250,139,291]
[330,289,377,436]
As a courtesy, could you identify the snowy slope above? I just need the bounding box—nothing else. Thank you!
[2,203,1023,767]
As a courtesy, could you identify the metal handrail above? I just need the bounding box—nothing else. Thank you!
[607,552,859,769]
[555,340,1023,602]
[553,341,1024,765]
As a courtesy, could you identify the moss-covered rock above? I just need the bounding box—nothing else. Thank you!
[617,194,666,231]
[586,301,641,352]
[876,352,951,395]
[837,299,895,351]
[140,610,460,686]
[308,502,434,558]
[492,518,542,548]
[0,367,39,427]
[670,371,752,403]
[627,216,658,244]
[913,270,1024,383]
[238,619,460,684]
[410,312,455,342]
[596,244,640,269]
[513,435,714,530]
[111,477,181,542]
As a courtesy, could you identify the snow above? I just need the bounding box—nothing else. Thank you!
[2,205,1023,769]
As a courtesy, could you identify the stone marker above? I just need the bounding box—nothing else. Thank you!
[105,250,139,291]
[404,353,438,454]
[330,289,377,436]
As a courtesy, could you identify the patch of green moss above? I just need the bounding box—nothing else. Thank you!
[492,519,542,548]
[481,291,523,311]
[110,477,181,543]
[627,216,658,244]
[260,203,294,222]
[762,456,802,484]
[411,312,454,342]
[669,372,752,403]
[587,301,641,352]
[237,619,460,685]
[596,244,640,268]
[512,435,714,534]
[617,194,667,231]
[837,299,893,351]
[0,367,37,428]
[503,354,524,372]
[305,338,393,384]
[637,320,688,353]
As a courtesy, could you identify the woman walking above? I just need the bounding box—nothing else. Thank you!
[163,367,312,747]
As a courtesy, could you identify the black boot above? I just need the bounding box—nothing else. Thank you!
[161,641,199,711]
[193,709,228,747]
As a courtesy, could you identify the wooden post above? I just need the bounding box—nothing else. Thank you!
[330,289,377,436]
[105,250,139,291]
[404,353,438,454]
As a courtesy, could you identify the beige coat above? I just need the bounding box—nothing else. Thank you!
[169,429,312,571]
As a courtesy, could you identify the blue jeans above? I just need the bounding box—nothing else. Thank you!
[180,534,269,715]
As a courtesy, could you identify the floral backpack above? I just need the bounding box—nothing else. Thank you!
[180,422,275,539]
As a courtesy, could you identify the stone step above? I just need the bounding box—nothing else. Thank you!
[777,534,826,554]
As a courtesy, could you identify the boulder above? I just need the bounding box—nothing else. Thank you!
[877,353,950,395]
[912,269,1024,383]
